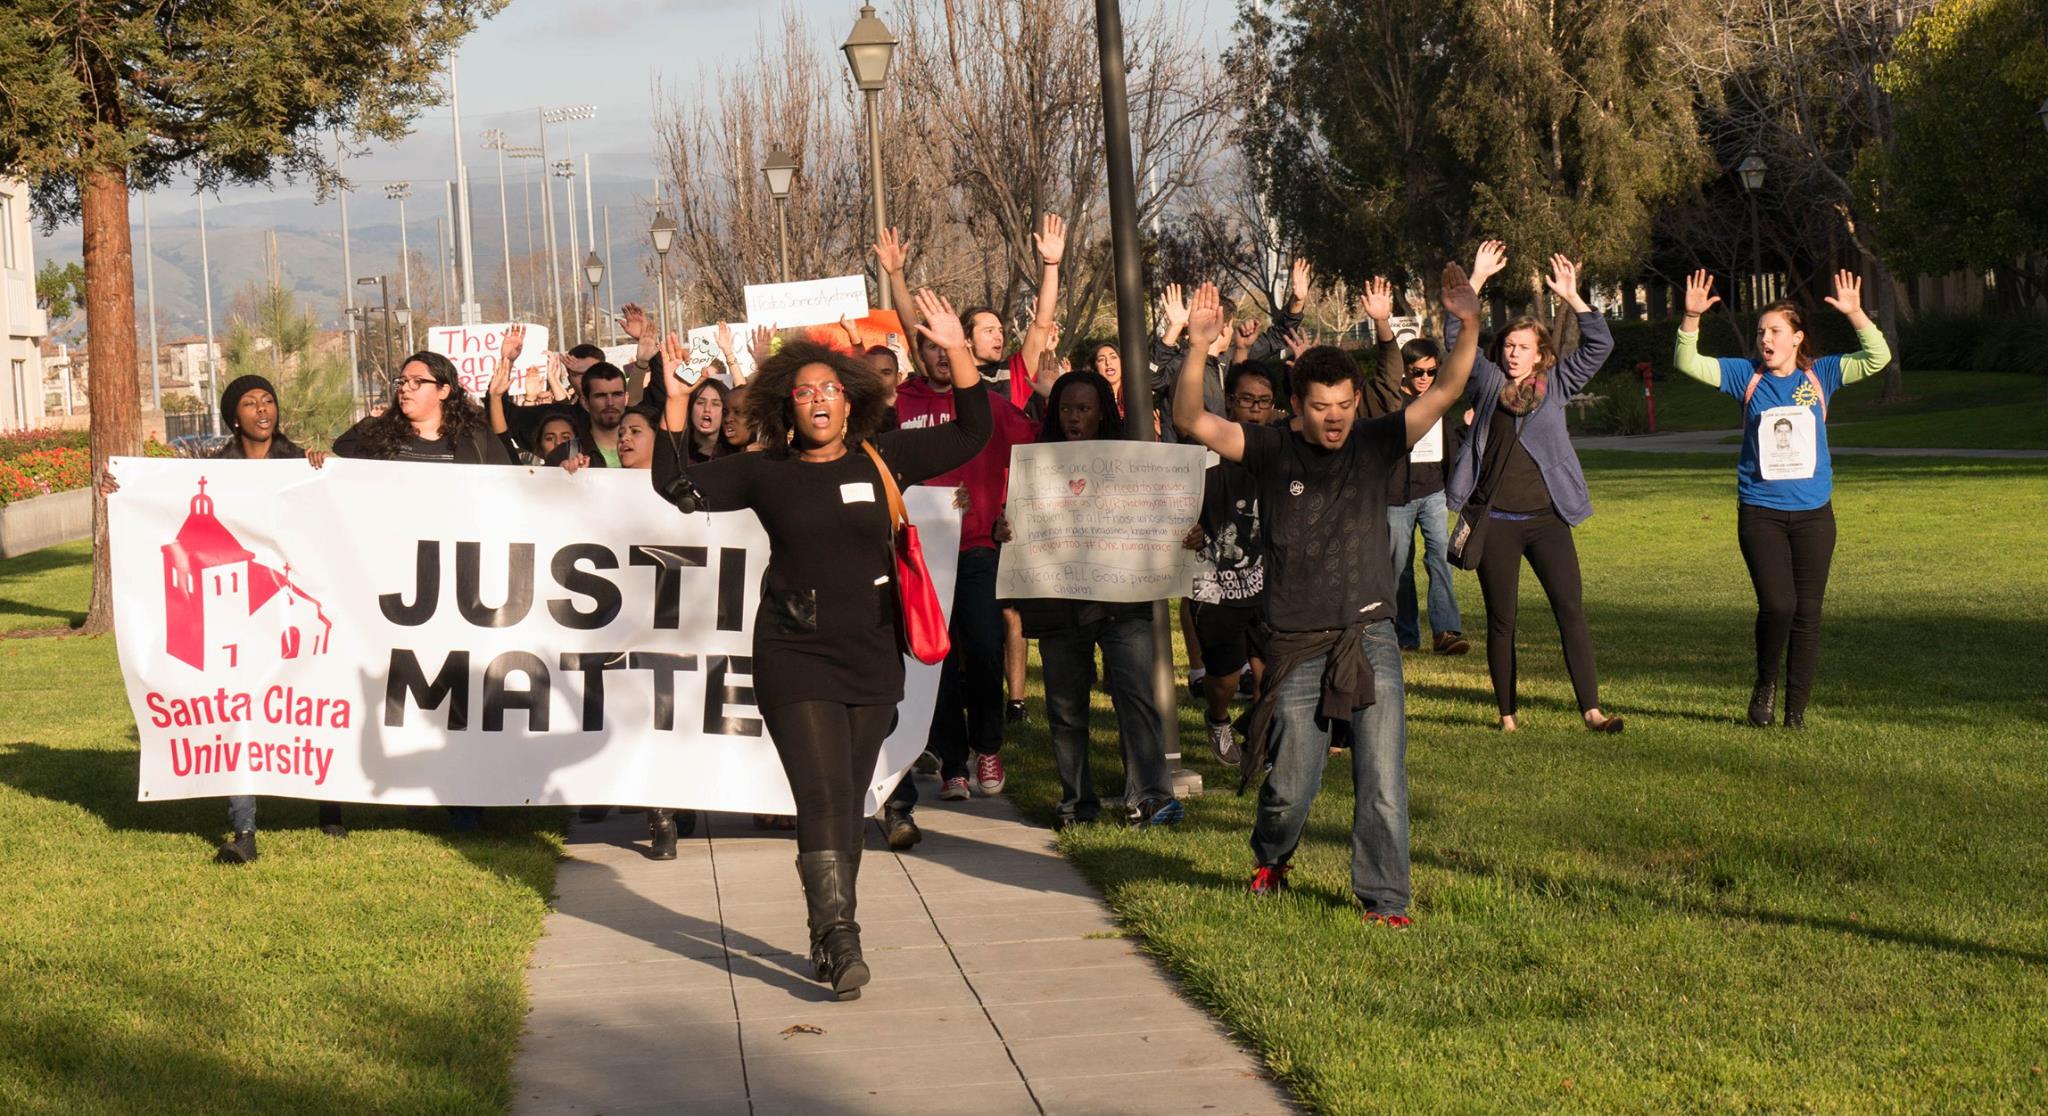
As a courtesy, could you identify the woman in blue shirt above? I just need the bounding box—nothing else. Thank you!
[1673,269,1891,728]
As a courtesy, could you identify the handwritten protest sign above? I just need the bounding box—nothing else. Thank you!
[743,275,869,329]
[426,323,550,397]
[996,442,1208,602]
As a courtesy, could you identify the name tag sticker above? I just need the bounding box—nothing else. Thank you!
[840,482,876,504]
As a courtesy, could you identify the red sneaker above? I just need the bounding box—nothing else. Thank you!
[1250,865,1291,896]
[1362,912,1414,930]
[938,776,971,801]
[973,751,1007,796]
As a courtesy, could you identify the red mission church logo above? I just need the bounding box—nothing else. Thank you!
[161,478,334,671]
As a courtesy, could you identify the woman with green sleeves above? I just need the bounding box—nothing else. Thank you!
[1673,269,1891,729]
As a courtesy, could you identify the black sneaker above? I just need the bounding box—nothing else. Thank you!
[1748,680,1777,727]
[317,802,346,838]
[881,808,922,851]
[1005,700,1028,725]
[215,830,259,865]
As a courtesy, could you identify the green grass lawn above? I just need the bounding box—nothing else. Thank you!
[0,576,564,1113]
[1000,451,2048,1113]
[1616,368,2048,449]
[5,452,2045,1113]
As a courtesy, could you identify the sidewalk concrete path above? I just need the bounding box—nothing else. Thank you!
[510,778,1296,1116]
[1574,429,2048,458]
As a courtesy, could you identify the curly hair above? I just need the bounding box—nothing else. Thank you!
[1039,370,1125,442]
[354,351,488,459]
[742,340,894,456]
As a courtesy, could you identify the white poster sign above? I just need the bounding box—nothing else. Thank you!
[996,442,1208,602]
[684,326,745,383]
[1758,405,1818,480]
[1410,418,1444,464]
[107,458,960,813]
[743,275,869,329]
[426,323,551,398]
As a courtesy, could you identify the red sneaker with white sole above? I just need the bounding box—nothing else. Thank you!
[973,751,1007,796]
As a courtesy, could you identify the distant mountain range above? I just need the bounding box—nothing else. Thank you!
[36,174,664,342]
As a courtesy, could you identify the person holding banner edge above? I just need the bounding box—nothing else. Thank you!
[1172,267,1480,928]
[651,289,991,1001]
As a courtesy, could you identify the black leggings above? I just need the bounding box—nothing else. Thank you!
[1736,502,1836,717]
[1477,510,1600,716]
[760,701,894,854]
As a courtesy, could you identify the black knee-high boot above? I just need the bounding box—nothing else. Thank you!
[797,850,869,1000]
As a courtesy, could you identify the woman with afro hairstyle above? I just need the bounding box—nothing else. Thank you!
[650,290,990,1000]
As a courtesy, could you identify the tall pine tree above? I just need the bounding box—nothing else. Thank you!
[0,1,498,632]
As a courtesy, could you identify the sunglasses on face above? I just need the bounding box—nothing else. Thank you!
[790,382,846,405]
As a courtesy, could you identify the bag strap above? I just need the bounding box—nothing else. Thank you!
[1743,368,1829,421]
[860,441,907,533]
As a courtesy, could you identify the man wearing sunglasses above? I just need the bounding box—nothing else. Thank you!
[1386,339,1470,656]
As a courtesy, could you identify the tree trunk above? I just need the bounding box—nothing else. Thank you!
[1874,259,1906,403]
[80,166,142,636]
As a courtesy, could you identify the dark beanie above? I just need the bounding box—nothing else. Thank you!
[219,375,277,432]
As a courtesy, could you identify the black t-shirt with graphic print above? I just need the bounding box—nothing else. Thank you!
[1237,414,1407,633]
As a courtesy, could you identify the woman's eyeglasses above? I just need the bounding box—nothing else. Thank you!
[394,376,440,394]
[791,382,846,405]
[1230,393,1275,409]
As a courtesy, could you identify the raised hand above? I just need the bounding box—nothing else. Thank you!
[1160,283,1189,328]
[1283,325,1312,359]
[1470,239,1507,292]
[1289,257,1313,305]
[617,303,648,341]
[713,320,737,360]
[546,351,571,401]
[488,351,512,398]
[1440,262,1480,322]
[911,288,967,351]
[1823,269,1864,318]
[1186,282,1226,349]
[1683,270,1721,318]
[660,331,700,397]
[502,323,527,366]
[1033,213,1067,267]
[749,324,776,364]
[839,314,861,349]
[872,226,909,274]
[1360,276,1396,322]
[1544,254,1583,302]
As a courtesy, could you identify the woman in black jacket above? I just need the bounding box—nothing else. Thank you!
[651,292,990,1001]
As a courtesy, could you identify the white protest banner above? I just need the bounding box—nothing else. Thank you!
[426,322,551,397]
[743,275,869,329]
[996,442,1208,602]
[107,458,960,813]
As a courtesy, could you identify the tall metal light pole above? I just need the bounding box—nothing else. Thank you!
[358,275,395,390]
[141,194,162,410]
[843,4,898,310]
[197,192,219,427]
[1093,0,1186,792]
[649,206,678,339]
[555,160,583,342]
[336,132,359,414]
[602,205,618,344]
[481,129,517,320]
[447,53,479,324]
[537,105,594,342]
[763,147,798,284]
[385,183,417,351]
[1737,152,1766,310]
[504,146,543,323]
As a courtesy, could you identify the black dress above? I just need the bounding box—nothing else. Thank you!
[651,382,992,710]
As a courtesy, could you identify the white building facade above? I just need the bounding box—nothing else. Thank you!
[1,178,49,431]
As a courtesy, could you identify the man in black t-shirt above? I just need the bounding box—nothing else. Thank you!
[1171,270,1481,927]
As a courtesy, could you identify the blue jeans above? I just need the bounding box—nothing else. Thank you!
[1387,490,1462,648]
[1039,613,1173,822]
[1248,620,1410,915]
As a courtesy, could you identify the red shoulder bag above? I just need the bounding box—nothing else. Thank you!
[861,443,951,665]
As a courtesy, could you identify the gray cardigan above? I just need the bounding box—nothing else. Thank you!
[1445,310,1612,527]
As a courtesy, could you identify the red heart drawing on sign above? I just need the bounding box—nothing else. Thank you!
[1068,478,1087,496]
